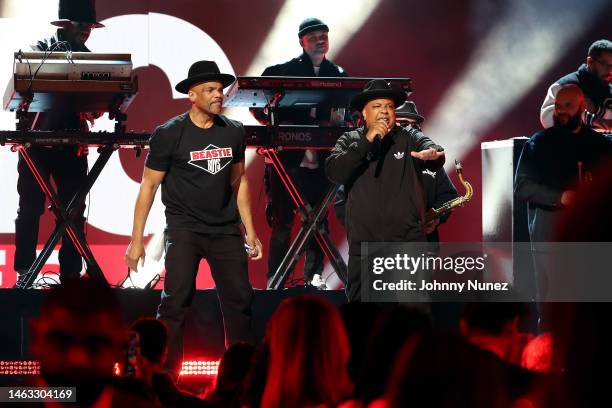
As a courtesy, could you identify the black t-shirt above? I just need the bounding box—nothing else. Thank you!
[145,112,246,235]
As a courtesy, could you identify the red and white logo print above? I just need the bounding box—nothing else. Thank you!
[188,144,233,175]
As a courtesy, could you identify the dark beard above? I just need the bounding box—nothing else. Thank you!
[553,113,582,131]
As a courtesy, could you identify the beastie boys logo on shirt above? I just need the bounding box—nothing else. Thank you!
[188,144,233,175]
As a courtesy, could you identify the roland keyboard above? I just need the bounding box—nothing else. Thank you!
[224,76,411,108]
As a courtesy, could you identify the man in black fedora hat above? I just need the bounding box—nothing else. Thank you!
[251,17,348,289]
[13,0,105,287]
[326,80,445,301]
[41,0,104,53]
[395,101,425,128]
[334,100,458,244]
[126,60,262,374]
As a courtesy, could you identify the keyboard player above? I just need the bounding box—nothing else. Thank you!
[12,0,104,287]
[251,17,348,289]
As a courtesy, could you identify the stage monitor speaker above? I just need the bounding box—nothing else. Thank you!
[481,137,536,302]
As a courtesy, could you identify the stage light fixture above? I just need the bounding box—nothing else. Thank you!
[0,360,40,375]
[179,359,220,377]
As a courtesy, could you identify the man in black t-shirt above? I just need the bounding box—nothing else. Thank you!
[125,61,263,375]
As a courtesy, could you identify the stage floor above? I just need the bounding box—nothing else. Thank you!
[0,287,348,360]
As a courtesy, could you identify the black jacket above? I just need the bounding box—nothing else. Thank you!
[252,52,347,167]
[326,126,445,254]
[257,52,347,123]
[514,125,612,241]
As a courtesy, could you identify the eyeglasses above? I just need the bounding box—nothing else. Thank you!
[592,57,612,71]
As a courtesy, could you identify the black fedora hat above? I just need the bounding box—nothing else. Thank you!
[51,0,104,28]
[396,101,425,124]
[350,79,407,111]
[175,61,236,94]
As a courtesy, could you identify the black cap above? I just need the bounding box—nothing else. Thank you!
[298,17,329,38]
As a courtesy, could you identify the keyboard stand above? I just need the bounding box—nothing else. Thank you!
[260,146,348,289]
[13,142,112,288]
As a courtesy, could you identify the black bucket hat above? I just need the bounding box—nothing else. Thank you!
[298,17,329,38]
[175,60,236,94]
[350,79,407,111]
[396,101,425,124]
[51,0,104,28]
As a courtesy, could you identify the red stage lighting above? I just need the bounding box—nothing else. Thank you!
[0,359,220,377]
[179,359,220,377]
[0,360,40,375]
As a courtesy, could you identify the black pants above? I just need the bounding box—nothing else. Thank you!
[14,146,87,281]
[531,248,556,332]
[158,230,253,373]
[346,235,428,303]
[264,164,330,283]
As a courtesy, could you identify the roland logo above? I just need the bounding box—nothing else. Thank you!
[277,131,312,143]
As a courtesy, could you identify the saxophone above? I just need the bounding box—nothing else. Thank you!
[425,160,473,222]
